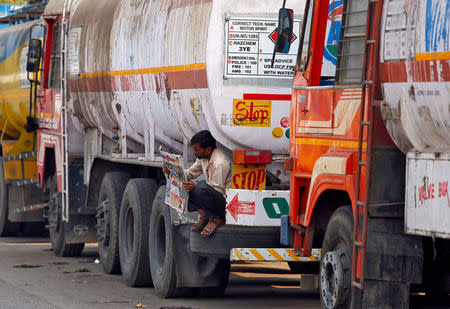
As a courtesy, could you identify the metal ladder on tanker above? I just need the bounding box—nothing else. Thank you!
[60,0,73,222]
[348,0,380,292]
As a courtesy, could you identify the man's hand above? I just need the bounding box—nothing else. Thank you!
[182,181,196,192]
[162,164,169,175]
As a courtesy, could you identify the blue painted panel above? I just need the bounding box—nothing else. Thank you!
[425,0,449,53]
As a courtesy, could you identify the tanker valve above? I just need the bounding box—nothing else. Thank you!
[112,125,119,130]
[112,135,120,141]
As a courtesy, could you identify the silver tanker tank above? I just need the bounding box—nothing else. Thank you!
[45,0,305,156]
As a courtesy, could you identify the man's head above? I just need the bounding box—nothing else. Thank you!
[190,130,216,159]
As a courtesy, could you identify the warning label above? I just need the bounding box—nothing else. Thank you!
[225,16,300,79]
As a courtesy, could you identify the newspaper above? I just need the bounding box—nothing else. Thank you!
[160,149,189,213]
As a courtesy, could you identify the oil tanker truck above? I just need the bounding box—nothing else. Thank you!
[31,0,306,297]
[0,19,47,236]
[268,0,449,307]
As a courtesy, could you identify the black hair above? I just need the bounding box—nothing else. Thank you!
[190,130,216,150]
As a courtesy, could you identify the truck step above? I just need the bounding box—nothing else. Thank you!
[230,248,321,262]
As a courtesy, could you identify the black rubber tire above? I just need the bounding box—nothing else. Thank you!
[320,206,362,309]
[0,157,20,236]
[190,225,281,259]
[97,172,131,274]
[119,178,157,287]
[48,174,85,257]
[288,261,319,274]
[149,185,186,298]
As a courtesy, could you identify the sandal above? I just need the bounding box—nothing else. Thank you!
[200,217,224,238]
[191,216,208,232]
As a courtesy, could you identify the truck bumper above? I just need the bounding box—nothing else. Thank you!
[230,248,321,262]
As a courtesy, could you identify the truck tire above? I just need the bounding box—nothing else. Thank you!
[0,158,20,236]
[119,178,157,287]
[190,225,280,259]
[320,206,362,309]
[48,175,84,257]
[96,172,131,274]
[149,186,187,298]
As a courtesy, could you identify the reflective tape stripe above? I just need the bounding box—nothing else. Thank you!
[233,248,248,261]
[230,248,321,262]
[80,63,206,79]
[286,249,302,261]
[249,248,265,261]
[267,249,285,261]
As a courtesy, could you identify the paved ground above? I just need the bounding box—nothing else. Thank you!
[0,236,448,309]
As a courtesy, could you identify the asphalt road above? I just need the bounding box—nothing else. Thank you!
[0,236,448,309]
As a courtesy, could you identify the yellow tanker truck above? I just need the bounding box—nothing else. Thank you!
[0,19,47,235]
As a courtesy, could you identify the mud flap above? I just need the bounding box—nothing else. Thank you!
[173,224,229,288]
[361,218,423,308]
[362,280,410,308]
[63,215,97,244]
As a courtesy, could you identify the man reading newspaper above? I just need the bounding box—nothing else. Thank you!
[163,130,231,237]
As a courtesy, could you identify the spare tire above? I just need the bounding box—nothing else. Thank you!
[190,225,281,259]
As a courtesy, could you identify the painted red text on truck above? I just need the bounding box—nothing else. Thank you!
[418,180,448,203]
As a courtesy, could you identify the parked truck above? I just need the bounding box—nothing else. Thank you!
[0,19,48,236]
[25,0,449,306]
[31,0,306,297]
[268,0,449,308]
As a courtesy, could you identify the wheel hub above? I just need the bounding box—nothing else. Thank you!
[320,249,345,309]
[96,200,111,247]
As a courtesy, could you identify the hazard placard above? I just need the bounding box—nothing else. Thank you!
[224,14,301,79]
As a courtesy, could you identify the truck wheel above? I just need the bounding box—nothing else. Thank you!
[119,178,157,287]
[96,172,131,274]
[320,206,362,309]
[0,158,20,236]
[149,186,185,298]
[48,175,84,257]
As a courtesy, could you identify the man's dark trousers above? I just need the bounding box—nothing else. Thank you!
[187,181,226,219]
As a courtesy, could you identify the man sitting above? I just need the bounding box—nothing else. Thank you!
[164,130,231,237]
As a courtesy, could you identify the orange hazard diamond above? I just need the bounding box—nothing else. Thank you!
[269,29,297,44]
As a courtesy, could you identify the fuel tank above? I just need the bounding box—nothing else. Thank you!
[45,0,305,154]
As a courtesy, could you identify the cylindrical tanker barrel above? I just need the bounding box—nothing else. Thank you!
[380,1,450,154]
[0,20,42,140]
[50,0,305,155]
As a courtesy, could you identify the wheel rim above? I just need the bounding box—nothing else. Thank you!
[96,200,111,247]
[124,205,134,263]
[155,213,166,274]
[320,246,346,309]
